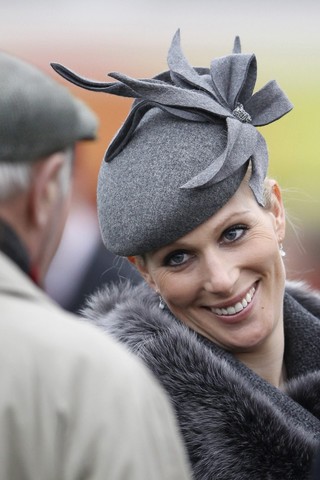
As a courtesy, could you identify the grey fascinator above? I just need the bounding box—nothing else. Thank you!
[52,31,293,256]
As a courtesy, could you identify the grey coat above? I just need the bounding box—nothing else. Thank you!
[83,280,320,480]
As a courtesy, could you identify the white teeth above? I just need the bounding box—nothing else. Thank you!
[227,306,236,315]
[211,287,255,316]
[234,302,244,313]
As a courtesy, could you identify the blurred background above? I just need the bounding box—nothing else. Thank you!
[3,0,320,309]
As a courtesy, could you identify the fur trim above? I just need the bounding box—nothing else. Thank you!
[285,372,320,421]
[83,281,320,479]
[285,280,320,319]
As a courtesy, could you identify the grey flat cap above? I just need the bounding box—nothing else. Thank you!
[0,51,97,163]
[52,31,293,256]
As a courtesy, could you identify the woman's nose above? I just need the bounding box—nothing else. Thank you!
[202,253,239,295]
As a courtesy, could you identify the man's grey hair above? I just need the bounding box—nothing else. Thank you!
[0,148,74,202]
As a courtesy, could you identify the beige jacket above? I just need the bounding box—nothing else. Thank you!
[0,252,191,480]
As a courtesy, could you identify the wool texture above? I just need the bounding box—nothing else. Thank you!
[52,32,292,255]
[0,52,97,163]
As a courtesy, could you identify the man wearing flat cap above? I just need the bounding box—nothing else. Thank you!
[0,52,191,480]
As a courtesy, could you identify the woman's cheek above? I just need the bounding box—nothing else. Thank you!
[162,274,198,307]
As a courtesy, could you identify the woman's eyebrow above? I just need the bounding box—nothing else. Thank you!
[214,209,251,228]
[154,210,252,256]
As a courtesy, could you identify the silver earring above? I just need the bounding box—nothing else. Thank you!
[159,295,165,310]
[279,243,286,257]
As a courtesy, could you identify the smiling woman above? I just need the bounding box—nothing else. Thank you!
[53,31,320,480]
[136,178,286,364]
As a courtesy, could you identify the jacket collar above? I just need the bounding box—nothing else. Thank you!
[0,251,52,307]
[0,219,30,276]
[284,290,320,378]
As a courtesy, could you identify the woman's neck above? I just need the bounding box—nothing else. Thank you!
[234,319,286,389]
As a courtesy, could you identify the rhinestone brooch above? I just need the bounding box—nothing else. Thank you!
[232,103,252,123]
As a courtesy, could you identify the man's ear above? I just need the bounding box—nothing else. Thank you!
[28,153,65,228]
[268,179,286,242]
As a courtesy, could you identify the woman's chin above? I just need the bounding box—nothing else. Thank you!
[226,331,270,353]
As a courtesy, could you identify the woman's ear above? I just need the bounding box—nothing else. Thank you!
[131,256,157,290]
[268,179,286,242]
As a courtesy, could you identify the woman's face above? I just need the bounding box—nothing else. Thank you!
[137,180,286,353]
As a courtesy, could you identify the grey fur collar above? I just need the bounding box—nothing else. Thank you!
[83,280,320,479]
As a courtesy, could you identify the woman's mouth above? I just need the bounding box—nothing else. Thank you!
[211,285,256,316]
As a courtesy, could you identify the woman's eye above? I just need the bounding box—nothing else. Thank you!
[165,251,190,266]
[222,225,247,243]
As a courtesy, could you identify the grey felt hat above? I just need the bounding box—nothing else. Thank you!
[0,51,97,163]
[52,31,293,256]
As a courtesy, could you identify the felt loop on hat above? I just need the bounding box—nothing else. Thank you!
[210,53,257,108]
[249,134,269,205]
[108,70,229,116]
[232,36,242,54]
[51,63,137,97]
[167,30,215,95]
[180,118,261,190]
[245,80,293,126]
